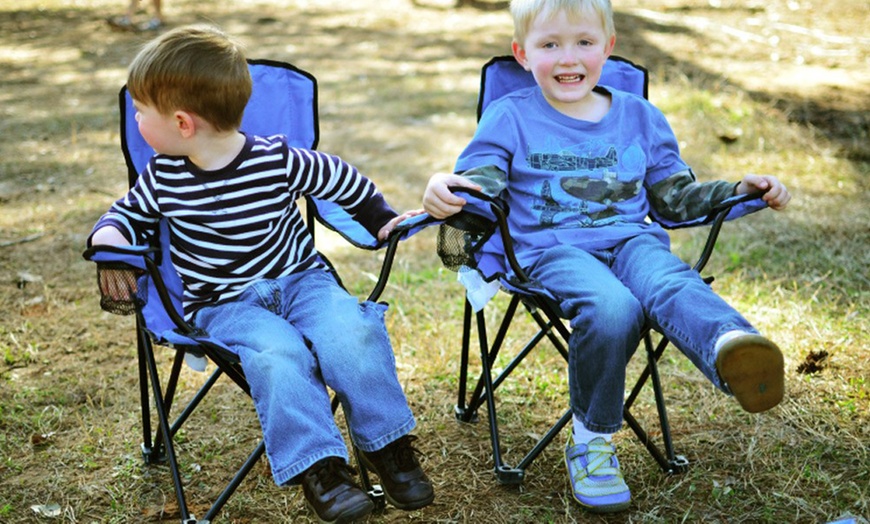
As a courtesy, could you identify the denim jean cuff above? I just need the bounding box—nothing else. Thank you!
[274,445,350,486]
[352,414,416,453]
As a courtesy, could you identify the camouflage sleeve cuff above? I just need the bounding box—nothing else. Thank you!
[648,170,738,223]
[460,165,508,198]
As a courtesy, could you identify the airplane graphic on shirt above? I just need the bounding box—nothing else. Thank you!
[526,147,642,228]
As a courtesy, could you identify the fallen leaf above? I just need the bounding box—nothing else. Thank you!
[30,503,61,517]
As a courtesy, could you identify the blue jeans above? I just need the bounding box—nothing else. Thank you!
[525,234,756,433]
[193,267,416,486]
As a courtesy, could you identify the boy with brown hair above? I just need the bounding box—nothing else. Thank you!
[90,25,433,523]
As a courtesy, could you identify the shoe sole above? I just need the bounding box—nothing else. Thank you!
[573,497,631,514]
[382,490,435,511]
[307,498,374,524]
[105,18,138,32]
[716,334,784,413]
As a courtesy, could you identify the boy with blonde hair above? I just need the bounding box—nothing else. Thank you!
[90,25,433,523]
[423,0,790,513]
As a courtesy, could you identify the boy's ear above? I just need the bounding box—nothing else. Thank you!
[511,40,531,71]
[604,34,616,58]
[174,110,196,138]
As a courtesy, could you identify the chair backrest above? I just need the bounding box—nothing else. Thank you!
[114,59,387,348]
[120,59,320,186]
[461,55,648,283]
[477,55,648,120]
[120,59,382,251]
[463,54,762,284]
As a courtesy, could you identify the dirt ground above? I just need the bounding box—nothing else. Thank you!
[1,0,868,522]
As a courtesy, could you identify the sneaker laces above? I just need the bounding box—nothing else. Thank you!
[391,435,423,472]
[568,439,621,481]
[309,458,356,492]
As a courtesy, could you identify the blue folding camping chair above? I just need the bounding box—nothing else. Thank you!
[82,59,404,523]
[424,55,769,485]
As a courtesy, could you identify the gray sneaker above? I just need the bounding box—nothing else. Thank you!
[565,435,631,513]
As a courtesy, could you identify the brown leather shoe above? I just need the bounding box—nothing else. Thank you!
[359,435,434,510]
[716,334,784,413]
[301,457,374,524]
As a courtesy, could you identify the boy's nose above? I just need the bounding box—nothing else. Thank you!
[558,50,580,66]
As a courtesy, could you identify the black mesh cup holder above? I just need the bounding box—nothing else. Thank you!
[437,212,495,271]
[96,262,146,315]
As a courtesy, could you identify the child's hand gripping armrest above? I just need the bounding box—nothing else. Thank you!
[736,174,791,211]
[423,165,508,219]
[378,209,426,241]
[423,173,483,219]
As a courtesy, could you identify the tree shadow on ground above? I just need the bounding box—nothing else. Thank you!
[2,4,866,185]
[612,11,869,168]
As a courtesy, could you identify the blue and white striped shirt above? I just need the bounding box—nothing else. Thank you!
[91,134,396,318]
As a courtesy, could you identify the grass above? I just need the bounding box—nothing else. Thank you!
[1,0,868,522]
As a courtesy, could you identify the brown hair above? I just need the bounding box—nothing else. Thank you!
[127,25,252,132]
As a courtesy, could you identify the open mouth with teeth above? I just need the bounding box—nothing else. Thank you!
[556,74,585,83]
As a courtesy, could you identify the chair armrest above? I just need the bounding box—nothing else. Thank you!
[82,243,158,265]
[704,190,766,223]
[83,244,159,315]
[445,187,534,284]
[82,244,192,338]
[447,187,770,281]
[694,190,767,272]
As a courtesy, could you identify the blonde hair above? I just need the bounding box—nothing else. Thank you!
[127,25,252,132]
[509,0,615,44]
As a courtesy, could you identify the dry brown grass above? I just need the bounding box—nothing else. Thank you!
[1,0,867,522]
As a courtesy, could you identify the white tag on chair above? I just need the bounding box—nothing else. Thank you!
[458,265,500,312]
[184,352,208,372]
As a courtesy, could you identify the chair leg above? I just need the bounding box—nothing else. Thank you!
[463,295,523,417]
[623,330,689,474]
[460,296,571,485]
[143,349,380,522]
[353,447,387,510]
[474,306,526,484]
[201,441,268,522]
[151,349,185,460]
[136,319,163,465]
[454,299,478,423]
[332,396,386,509]
[455,292,690,484]
[139,326,194,523]
[496,299,573,478]
[169,366,224,438]
[514,409,572,474]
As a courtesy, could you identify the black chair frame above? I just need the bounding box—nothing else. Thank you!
[83,214,405,523]
[448,187,764,484]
